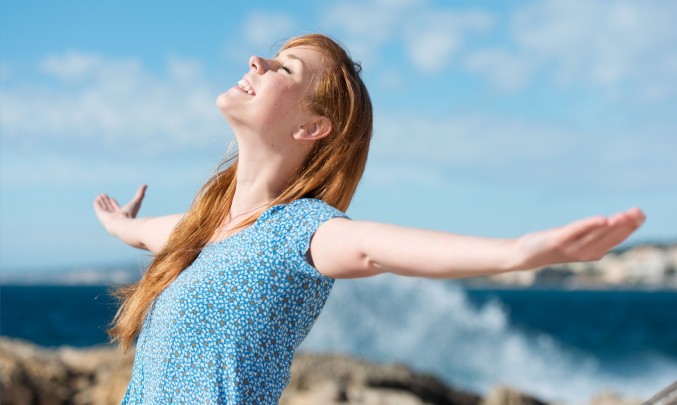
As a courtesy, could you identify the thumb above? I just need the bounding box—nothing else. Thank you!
[124,184,148,218]
[132,184,147,204]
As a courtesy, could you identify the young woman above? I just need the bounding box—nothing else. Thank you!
[94,34,645,404]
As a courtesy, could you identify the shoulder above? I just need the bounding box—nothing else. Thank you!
[263,198,349,245]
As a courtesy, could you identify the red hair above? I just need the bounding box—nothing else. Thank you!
[108,34,373,352]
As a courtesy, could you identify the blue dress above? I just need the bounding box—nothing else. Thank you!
[121,198,348,404]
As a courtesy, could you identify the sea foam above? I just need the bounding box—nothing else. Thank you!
[300,274,677,404]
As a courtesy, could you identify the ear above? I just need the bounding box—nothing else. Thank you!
[292,116,332,142]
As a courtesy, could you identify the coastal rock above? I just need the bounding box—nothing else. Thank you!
[481,386,547,405]
[0,337,134,405]
[280,352,481,404]
[1,337,557,405]
[0,337,653,405]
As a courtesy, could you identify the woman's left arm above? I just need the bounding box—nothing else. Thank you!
[309,207,645,279]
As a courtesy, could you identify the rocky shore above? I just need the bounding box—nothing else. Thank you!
[0,337,641,405]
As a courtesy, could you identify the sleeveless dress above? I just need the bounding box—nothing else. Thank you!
[121,198,348,404]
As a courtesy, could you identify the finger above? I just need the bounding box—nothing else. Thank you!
[605,208,645,228]
[101,194,120,211]
[94,194,107,210]
[595,210,644,247]
[630,207,647,226]
[99,194,111,211]
[124,184,147,217]
[559,215,608,245]
[109,197,121,210]
[569,212,642,260]
[565,223,612,258]
[579,220,640,259]
[132,184,147,203]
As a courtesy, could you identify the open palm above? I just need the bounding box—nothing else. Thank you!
[515,207,646,270]
[93,184,147,232]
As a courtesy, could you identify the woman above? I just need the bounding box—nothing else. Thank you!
[94,34,645,404]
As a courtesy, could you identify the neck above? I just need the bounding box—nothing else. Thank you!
[229,140,307,216]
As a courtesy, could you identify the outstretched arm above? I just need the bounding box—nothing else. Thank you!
[310,208,645,279]
[93,185,184,255]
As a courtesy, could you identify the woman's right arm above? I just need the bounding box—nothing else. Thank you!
[93,185,184,255]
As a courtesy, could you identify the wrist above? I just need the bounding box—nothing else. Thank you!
[106,214,132,237]
[503,237,532,272]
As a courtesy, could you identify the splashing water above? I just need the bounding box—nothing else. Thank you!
[300,275,677,404]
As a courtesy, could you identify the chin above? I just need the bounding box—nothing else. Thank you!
[217,92,241,119]
[215,92,229,109]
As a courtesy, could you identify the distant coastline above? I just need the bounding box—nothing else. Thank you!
[1,243,676,290]
[0,261,149,286]
[465,242,677,290]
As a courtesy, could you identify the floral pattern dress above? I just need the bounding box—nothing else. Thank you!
[121,198,348,404]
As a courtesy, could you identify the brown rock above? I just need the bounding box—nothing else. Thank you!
[0,337,133,405]
[281,352,482,405]
[588,390,642,405]
[2,337,557,405]
[1,338,70,404]
[481,386,548,405]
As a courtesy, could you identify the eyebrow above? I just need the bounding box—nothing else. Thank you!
[275,53,305,67]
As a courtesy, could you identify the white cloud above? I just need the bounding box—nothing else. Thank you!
[465,0,677,98]
[404,10,492,74]
[464,49,534,91]
[319,2,406,64]
[224,11,298,68]
[320,0,493,74]
[404,26,461,74]
[40,53,121,81]
[315,0,676,98]
[243,11,296,48]
[1,52,225,153]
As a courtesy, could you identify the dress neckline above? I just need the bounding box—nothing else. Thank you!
[201,198,319,249]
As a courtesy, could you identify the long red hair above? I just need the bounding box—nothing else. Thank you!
[108,34,373,352]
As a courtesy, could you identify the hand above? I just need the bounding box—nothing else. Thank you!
[514,207,646,270]
[93,184,147,233]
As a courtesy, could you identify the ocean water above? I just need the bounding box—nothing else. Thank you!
[1,281,676,404]
[0,285,119,347]
[301,276,677,404]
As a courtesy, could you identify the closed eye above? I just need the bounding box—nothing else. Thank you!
[273,59,293,74]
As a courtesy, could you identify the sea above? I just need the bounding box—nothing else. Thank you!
[2,276,676,404]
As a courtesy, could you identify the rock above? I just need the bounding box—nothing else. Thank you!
[2,337,557,405]
[281,352,481,404]
[588,390,642,405]
[0,338,71,405]
[0,337,133,405]
[481,386,548,405]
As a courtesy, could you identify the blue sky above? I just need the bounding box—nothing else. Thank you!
[1,0,676,270]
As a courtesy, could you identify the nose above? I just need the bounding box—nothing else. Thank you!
[249,55,268,74]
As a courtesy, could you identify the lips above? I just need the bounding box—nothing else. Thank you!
[237,79,255,96]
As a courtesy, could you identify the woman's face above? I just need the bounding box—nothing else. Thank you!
[216,45,328,136]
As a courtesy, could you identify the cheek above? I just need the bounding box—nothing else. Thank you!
[264,90,305,120]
